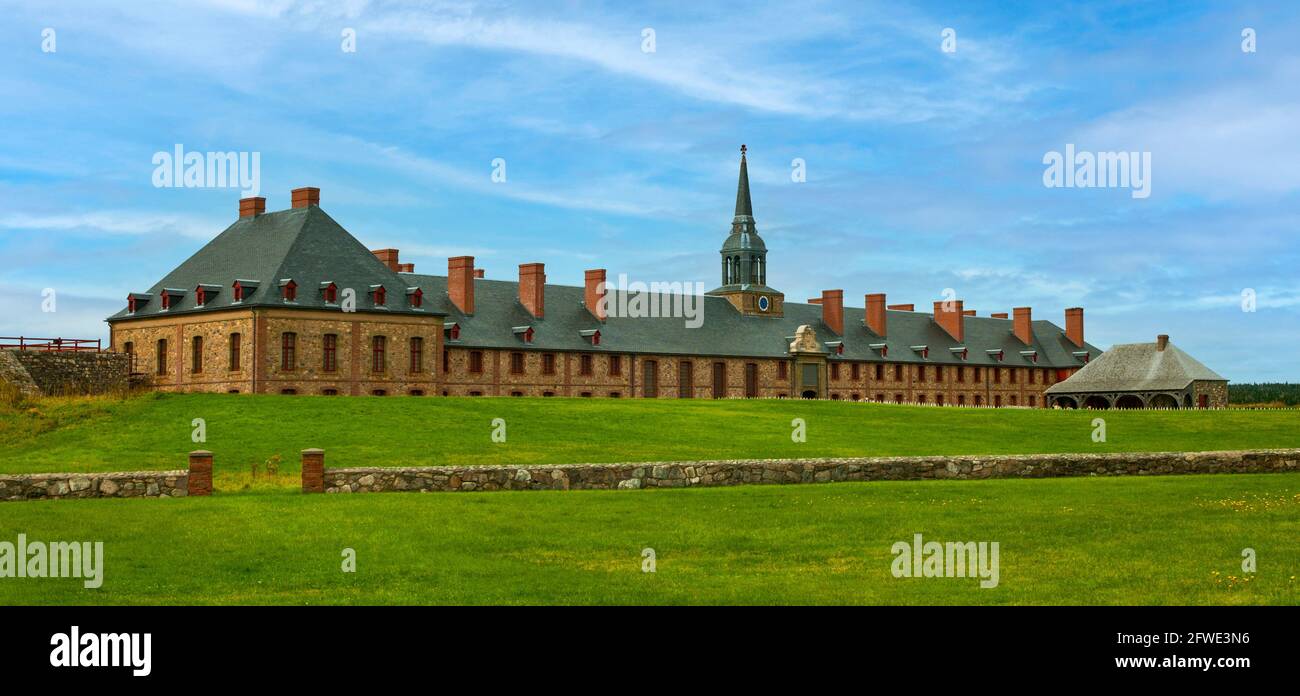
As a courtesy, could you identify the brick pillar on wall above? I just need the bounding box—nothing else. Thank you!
[188,450,213,496]
[301,448,324,493]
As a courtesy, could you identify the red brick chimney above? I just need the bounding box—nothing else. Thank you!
[585,269,607,321]
[474,269,484,278]
[821,290,844,335]
[865,293,887,336]
[448,256,475,315]
[1065,307,1085,347]
[372,249,400,272]
[934,299,964,342]
[1013,307,1033,345]
[991,312,1009,319]
[239,197,266,218]
[962,309,976,316]
[519,263,545,319]
[397,263,414,273]
[291,187,320,208]
[888,303,915,311]
[1156,334,1169,351]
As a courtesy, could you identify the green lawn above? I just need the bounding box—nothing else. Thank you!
[2,473,1296,605]
[2,393,1298,488]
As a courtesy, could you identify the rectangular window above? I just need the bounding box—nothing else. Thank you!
[580,354,593,376]
[609,355,622,376]
[191,335,203,373]
[852,363,861,380]
[830,363,840,380]
[678,361,693,398]
[410,336,423,373]
[1010,368,1019,384]
[542,353,556,375]
[894,364,903,381]
[643,360,658,398]
[957,366,965,383]
[281,332,296,371]
[510,352,524,375]
[975,367,983,383]
[916,365,925,382]
[371,336,387,373]
[934,365,943,382]
[875,364,883,380]
[228,333,240,371]
[712,362,726,399]
[123,341,135,374]
[322,334,337,372]
[156,339,167,376]
[442,348,449,374]
[777,362,788,380]
[745,363,758,398]
[469,350,483,374]
[994,368,1002,384]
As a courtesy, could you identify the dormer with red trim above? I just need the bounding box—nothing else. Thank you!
[579,329,601,346]
[513,325,534,343]
[1019,350,1039,363]
[444,322,460,341]
[949,346,968,361]
[232,279,259,303]
[319,281,338,304]
[869,342,888,358]
[195,284,221,307]
[279,279,297,302]
[369,284,386,307]
[986,349,1005,362]
[126,293,152,314]
[910,345,929,359]
[160,288,186,310]
[825,340,844,355]
[406,286,423,309]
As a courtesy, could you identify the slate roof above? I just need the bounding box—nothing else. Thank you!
[1046,341,1226,393]
[416,274,1100,366]
[106,206,443,321]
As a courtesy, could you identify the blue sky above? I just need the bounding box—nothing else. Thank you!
[2,0,1297,381]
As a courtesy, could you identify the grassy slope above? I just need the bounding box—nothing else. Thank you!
[1,473,1296,605]
[1,393,1299,483]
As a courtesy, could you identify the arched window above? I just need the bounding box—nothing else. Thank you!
[724,256,732,285]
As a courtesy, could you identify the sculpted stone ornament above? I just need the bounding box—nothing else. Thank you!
[789,325,822,354]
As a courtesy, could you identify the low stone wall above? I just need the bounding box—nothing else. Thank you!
[0,349,129,396]
[319,448,1300,493]
[0,471,188,501]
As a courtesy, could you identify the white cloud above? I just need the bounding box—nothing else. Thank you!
[0,211,222,241]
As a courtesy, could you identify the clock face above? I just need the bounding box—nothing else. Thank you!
[757,295,770,312]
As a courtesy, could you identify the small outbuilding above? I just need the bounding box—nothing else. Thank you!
[1045,334,1227,409]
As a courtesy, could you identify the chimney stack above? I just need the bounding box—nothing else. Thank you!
[291,187,320,208]
[865,293,887,336]
[397,263,415,273]
[519,263,545,319]
[585,269,607,321]
[888,303,915,311]
[962,309,976,316]
[1013,307,1033,345]
[1156,334,1169,351]
[934,299,964,342]
[372,249,401,272]
[448,256,475,315]
[239,197,266,218]
[821,290,844,335]
[991,312,1009,319]
[1065,307,1085,347]
[474,269,484,278]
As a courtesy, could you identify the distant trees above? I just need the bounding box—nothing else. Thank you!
[1229,383,1300,406]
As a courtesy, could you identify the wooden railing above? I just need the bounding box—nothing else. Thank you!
[0,336,103,352]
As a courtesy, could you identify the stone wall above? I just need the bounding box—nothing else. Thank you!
[318,448,1300,494]
[0,349,129,396]
[0,471,188,501]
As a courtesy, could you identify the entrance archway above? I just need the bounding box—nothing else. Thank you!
[801,390,817,399]
[1053,396,1078,409]
[1082,395,1111,410]
[1149,393,1179,409]
[1115,394,1144,410]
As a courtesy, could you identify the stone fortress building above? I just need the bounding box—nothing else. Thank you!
[106,146,1221,407]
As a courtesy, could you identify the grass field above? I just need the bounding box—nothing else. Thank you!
[2,393,1297,605]
[1,473,1296,605]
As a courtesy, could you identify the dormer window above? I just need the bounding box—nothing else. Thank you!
[513,325,534,343]
[406,287,423,309]
[910,345,929,359]
[826,340,844,355]
[1020,350,1039,363]
[869,342,888,358]
[949,346,968,361]
[279,279,297,302]
[232,279,259,303]
[126,293,151,314]
[1072,350,1091,363]
[319,282,337,304]
[444,323,460,341]
[986,349,1005,362]
[370,285,386,307]
[579,329,601,346]
[160,288,186,310]
[195,284,220,307]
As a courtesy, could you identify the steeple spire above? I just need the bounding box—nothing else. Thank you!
[734,144,753,219]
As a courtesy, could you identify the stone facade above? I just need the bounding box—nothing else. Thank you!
[0,349,129,397]
[316,448,1300,494]
[825,362,1064,406]
[0,471,188,501]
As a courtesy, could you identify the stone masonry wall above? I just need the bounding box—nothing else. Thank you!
[0,471,188,501]
[1,350,129,396]
[320,448,1300,494]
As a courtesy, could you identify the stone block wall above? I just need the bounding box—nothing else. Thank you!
[316,448,1300,494]
[0,471,188,501]
[0,349,129,396]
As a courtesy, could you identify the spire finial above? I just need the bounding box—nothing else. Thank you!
[740,144,747,155]
[734,145,753,218]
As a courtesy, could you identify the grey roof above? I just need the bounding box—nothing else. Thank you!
[1046,341,1226,394]
[107,206,443,321]
[418,274,1101,366]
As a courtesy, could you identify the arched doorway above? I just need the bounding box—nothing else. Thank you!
[1183,394,1193,408]
[1149,393,1179,409]
[1082,395,1111,410]
[801,390,817,399]
[1115,394,1144,410]
[1053,396,1078,409]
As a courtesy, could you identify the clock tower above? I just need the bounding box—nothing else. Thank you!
[707,145,784,317]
